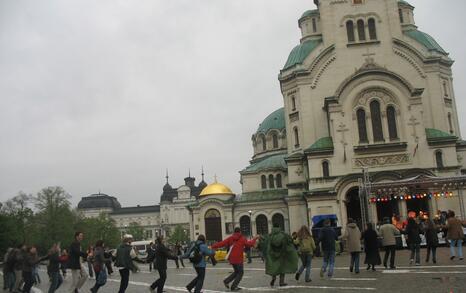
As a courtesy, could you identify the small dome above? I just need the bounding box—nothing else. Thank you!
[256,108,285,134]
[77,193,121,210]
[163,182,173,191]
[198,180,208,189]
[199,182,234,197]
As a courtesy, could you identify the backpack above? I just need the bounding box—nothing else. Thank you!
[189,244,202,264]
[300,238,313,253]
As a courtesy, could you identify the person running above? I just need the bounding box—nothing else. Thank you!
[424,220,439,264]
[3,248,15,292]
[68,231,88,293]
[362,223,381,271]
[115,234,137,293]
[294,225,316,283]
[319,219,338,278]
[174,242,185,269]
[86,245,95,279]
[446,210,465,260]
[59,249,69,279]
[12,244,26,292]
[379,217,400,269]
[148,236,178,293]
[91,240,109,293]
[40,243,63,293]
[211,227,258,291]
[22,246,39,293]
[103,247,114,276]
[257,223,298,287]
[343,218,362,273]
[405,217,422,266]
[147,242,155,272]
[182,235,215,293]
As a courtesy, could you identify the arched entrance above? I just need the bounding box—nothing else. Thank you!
[346,188,362,228]
[272,213,285,231]
[256,214,269,235]
[239,215,251,237]
[205,209,222,242]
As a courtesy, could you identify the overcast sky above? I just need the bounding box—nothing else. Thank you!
[1,0,465,207]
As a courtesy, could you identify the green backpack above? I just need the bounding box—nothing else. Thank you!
[300,237,314,253]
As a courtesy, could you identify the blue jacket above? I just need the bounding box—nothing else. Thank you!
[182,241,214,268]
[319,226,338,252]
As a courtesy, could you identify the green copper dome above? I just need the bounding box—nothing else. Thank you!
[241,153,287,174]
[404,29,447,55]
[300,9,319,20]
[283,39,322,70]
[256,108,285,134]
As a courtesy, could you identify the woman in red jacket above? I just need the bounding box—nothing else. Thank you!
[211,227,258,291]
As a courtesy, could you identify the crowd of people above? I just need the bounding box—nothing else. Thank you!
[2,210,465,293]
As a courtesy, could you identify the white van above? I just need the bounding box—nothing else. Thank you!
[131,240,153,260]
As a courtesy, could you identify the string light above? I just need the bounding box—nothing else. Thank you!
[369,191,456,203]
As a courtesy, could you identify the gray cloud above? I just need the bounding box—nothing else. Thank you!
[0,0,465,207]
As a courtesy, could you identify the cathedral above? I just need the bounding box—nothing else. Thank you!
[78,0,466,242]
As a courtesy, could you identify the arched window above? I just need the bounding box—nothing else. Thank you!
[293,127,300,147]
[448,113,454,134]
[368,18,377,40]
[291,96,296,111]
[272,134,279,149]
[239,215,251,237]
[268,174,275,189]
[272,214,285,231]
[387,106,398,140]
[399,9,404,23]
[370,100,384,142]
[261,135,266,151]
[435,151,444,168]
[322,161,330,178]
[357,19,366,41]
[357,108,368,143]
[312,18,317,32]
[346,20,355,43]
[276,174,282,188]
[261,175,267,189]
[256,215,269,235]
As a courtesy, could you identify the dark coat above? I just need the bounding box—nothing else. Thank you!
[405,222,422,245]
[362,229,381,266]
[69,241,87,270]
[41,252,60,273]
[425,226,439,247]
[319,226,338,252]
[257,228,298,276]
[115,243,135,271]
[153,243,177,271]
[22,253,38,273]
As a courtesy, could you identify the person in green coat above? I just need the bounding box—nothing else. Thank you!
[257,223,299,287]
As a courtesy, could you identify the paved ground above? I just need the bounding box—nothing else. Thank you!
[2,247,466,292]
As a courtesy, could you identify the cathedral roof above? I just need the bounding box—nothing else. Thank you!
[404,29,447,55]
[283,39,322,70]
[304,137,334,154]
[256,108,285,134]
[398,0,414,8]
[77,193,121,210]
[199,182,234,197]
[110,205,160,215]
[241,153,287,174]
[300,9,319,20]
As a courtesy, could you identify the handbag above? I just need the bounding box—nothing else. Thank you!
[96,267,107,286]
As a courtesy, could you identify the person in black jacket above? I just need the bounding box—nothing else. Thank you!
[424,220,439,264]
[405,218,422,266]
[319,219,338,278]
[22,246,39,293]
[115,234,137,293]
[361,223,381,271]
[148,236,178,293]
[40,243,63,293]
[68,231,88,293]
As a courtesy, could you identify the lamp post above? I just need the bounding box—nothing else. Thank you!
[248,210,253,239]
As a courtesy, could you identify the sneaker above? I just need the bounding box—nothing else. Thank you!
[349,267,353,273]
[305,279,312,283]
[231,287,242,291]
[279,283,288,287]
[450,256,455,260]
[327,274,333,279]
[295,273,300,281]
[186,286,192,293]
[415,263,421,266]
[389,266,396,270]
[149,286,155,293]
[460,257,464,261]
[223,281,230,289]
[409,259,414,265]
[433,260,437,264]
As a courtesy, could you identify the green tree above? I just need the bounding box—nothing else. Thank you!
[126,222,144,241]
[169,225,189,244]
[2,192,34,245]
[0,212,20,255]
[75,213,121,249]
[33,186,76,252]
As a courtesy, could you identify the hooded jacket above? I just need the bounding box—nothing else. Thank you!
[211,232,256,265]
[343,223,362,252]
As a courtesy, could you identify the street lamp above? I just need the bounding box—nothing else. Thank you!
[248,210,253,239]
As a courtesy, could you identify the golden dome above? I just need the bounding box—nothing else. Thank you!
[199,182,234,197]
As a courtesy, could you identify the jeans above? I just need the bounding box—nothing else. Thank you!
[118,268,130,293]
[426,246,437,262]
[321,250,335,277]
[409,243,421,264]
[4,271,15,291]
[69,268,88,292]
[224,264,244,289]
[187,267,206,293]
[22,271,34,293]
[48,271,63,293]
[350,252,360,273]
[449,239,463,258]
[383,245,396,268]
[150,269,167,293]
[91,270,104,293]
[297,254,312,281]
[14,269,22,291]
